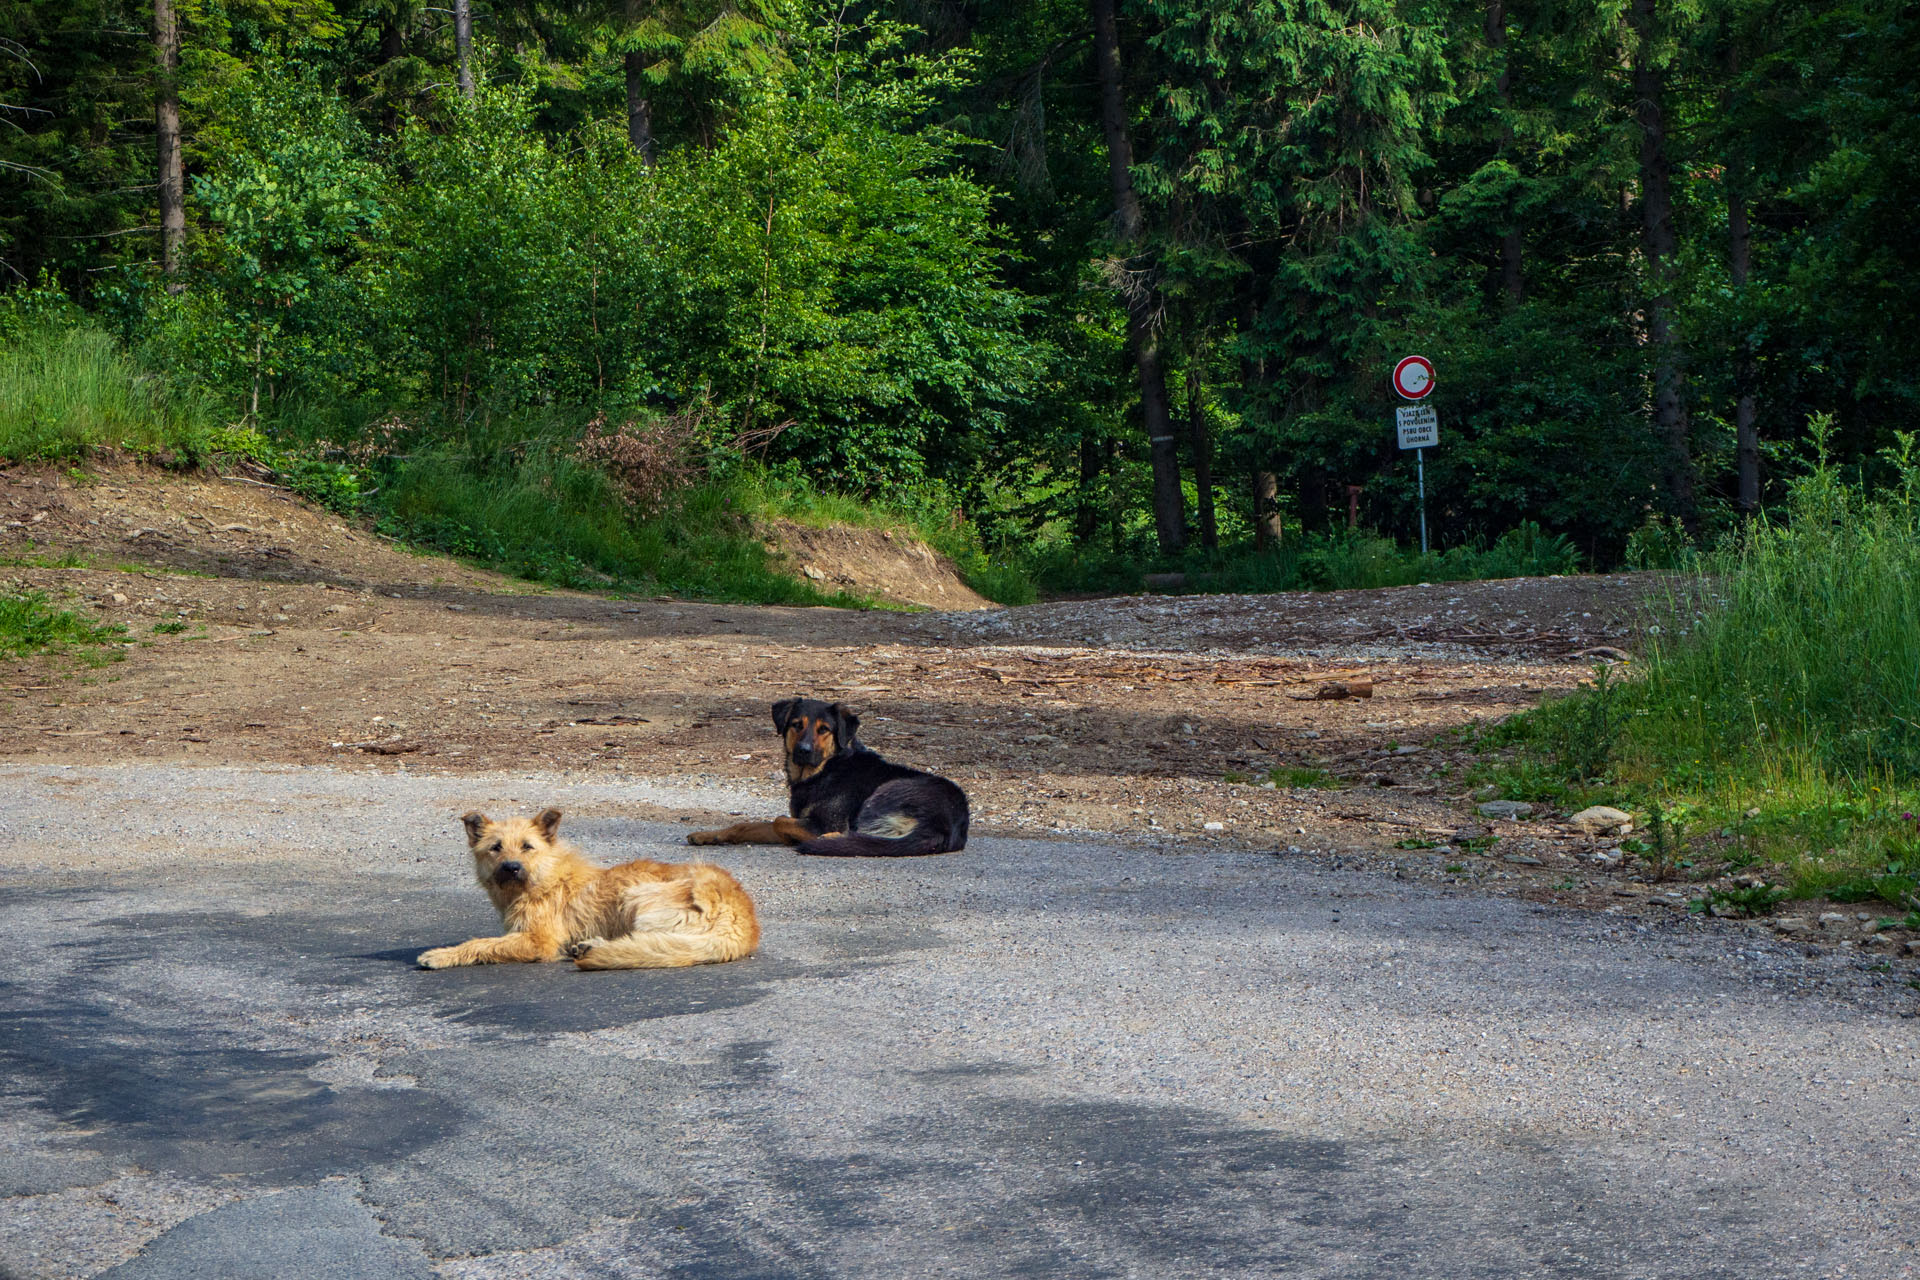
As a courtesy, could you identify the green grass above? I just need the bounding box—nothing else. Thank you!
[375,448,880,606]
[1268,766,1341,790]
[0,325,219,463]
[1482,419,1920,909]
[0,591,125,663]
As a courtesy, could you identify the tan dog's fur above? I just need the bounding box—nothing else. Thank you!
[417,808,759,971]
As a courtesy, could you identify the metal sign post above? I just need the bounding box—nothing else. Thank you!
[1392,357,1437,554]
[1417,447,1427,554]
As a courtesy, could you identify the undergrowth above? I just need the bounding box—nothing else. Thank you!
[1024,521,1581,597]
[2,315,1591,609]
[1465,418,1920,910]
[375,448,871,605]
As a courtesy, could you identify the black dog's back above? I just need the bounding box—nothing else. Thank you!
[794,764,969,857]
[782,740,966,863]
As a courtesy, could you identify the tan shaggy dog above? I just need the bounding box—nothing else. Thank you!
[417,808,759,971]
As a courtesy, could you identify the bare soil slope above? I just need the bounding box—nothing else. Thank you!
[765,517,993,611]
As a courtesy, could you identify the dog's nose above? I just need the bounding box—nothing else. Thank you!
[493,860,526,885]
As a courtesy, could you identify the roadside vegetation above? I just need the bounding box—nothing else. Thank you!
[1468,421,1920,918]
[0,311,1590,606]
[0,317,217,465]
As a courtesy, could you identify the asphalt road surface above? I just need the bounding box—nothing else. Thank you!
[2,763,1914,1279]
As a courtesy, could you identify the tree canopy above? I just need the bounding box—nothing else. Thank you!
[3,0,1914,567]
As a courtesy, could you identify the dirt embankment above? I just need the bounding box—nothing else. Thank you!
[8,460,1917,984]
[763,518,993,611]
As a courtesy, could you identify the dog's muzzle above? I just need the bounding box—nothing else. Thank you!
[492,860,527,887]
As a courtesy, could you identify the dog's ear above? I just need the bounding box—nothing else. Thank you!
[772,698,801,734]
[461,811,490,846]
[533,808,562,842]
[829,702,860,745]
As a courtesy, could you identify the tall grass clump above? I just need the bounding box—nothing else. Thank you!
[0,324,217,463]
[1508,417,1920,907]
[1631,418,1920,782]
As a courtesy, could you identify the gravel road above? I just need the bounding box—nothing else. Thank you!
[2,762,1915,1278]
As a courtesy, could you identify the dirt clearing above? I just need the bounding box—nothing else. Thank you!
[3,462,1915,988]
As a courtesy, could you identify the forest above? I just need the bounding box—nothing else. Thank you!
[1,0,1916,594]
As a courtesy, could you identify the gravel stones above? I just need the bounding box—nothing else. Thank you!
[1477,800,1534,821]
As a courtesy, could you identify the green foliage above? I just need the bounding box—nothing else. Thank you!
[155,59,385,413]
[211,61,1041,494]
[1024,521,1578,597]
[1695,883,1791,917]
[375,443,842,603]
[1623,513,1696,571]
[1633,418,1920,780]
[1816,865,1917,910]
[0,590,124,662]
[1532,663,1625,783]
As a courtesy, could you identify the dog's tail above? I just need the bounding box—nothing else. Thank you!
[795,827,953,858]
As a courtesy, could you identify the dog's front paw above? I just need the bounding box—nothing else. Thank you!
[687,829,719,846]
[417,947,458,970]
[565,937,608,962]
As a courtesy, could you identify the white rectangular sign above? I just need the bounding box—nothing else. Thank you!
[1396,404,1439,449]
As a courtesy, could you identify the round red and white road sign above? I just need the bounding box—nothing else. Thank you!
[1392,355,1435,401]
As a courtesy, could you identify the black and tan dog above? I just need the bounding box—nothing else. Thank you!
[687,698,969,857]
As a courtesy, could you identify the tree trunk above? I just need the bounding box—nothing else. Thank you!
[376,21,405,132]
[624,57,655,161]
[153,0,184,293]
[1090,0,1185,554]
[1187,368,1216,549]
[624,0,655,161]
[1077,432,1104,542]
[1487,0,1523,305]
[1728,183,1759,515]
[1725,48,1759,517]
[1239,284,1281,550]
[454,0,474,99]
[1628,0,1694,527]
[1254,472,1282,549]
